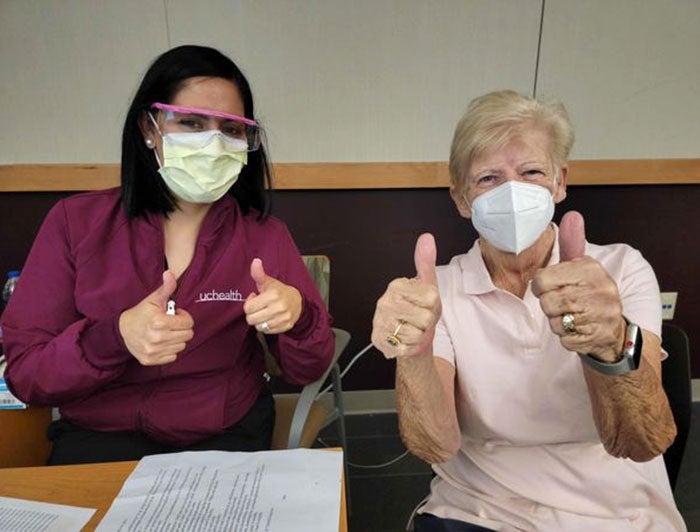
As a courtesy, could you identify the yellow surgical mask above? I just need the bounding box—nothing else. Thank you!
[156,130,248,204]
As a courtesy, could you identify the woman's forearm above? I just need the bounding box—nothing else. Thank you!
[583,330,676,462]
[396,355,460,464]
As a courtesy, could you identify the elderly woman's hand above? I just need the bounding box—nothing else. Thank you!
[372,234,442,359]
[244,258,303,335]
[532,212,626,362]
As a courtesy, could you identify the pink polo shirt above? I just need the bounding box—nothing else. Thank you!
[421,230,686,531]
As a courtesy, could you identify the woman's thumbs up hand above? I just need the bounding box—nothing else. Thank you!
[372,234,442,359]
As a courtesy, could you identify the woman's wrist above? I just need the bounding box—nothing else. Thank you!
[587,316,627,364]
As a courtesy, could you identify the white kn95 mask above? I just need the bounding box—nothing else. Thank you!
[470,180,554,254]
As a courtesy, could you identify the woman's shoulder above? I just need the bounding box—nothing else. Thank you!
[236,206,291,238]
[54,187,123,219]
[44,187,128,242]
[230,208,304,270]
[435,248,483,297]
[436,240,482,277]
[436,253,470,274]
[586,240,654,279]
[586,240,645,264]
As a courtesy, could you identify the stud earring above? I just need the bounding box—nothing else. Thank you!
[145,138,154,148]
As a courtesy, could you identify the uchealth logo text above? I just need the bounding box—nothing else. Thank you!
[195,289,244,303]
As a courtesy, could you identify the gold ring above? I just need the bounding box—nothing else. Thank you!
[562,313,577,333]
[385,320,405,347]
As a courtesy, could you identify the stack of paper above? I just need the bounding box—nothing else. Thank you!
[97,448,343,532]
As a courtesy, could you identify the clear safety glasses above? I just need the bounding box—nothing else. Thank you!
[150,102,261,151]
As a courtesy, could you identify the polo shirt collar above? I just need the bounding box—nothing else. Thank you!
[458,223,561,295]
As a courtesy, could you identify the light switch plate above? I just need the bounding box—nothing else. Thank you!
[661,292,678,320]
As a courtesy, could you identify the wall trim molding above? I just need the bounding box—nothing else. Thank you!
[1,159,699,192]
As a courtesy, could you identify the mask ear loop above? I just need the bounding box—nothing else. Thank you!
[549,159,562,199]
[462,189,473,211]
[456,173,473,211]
[147,112,164,168]
[147,110,163,135]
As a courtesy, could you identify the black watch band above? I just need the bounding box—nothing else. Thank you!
[578,317,642,376]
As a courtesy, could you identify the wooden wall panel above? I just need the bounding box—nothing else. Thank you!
[1,185,698,388]
[1,159,699,192]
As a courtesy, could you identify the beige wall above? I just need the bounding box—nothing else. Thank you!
[538,1,700,159]
[1,0,698,165]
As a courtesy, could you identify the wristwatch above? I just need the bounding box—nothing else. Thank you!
[578,317,643,376]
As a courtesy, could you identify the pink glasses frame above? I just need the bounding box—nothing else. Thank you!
[150,103,258,127]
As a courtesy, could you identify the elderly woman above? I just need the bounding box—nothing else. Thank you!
[372,91,685,531]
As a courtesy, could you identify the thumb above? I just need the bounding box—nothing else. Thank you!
[414,233,438,286]
[151,270,177,308]
[559,211,586,262]
[250,258,271,291]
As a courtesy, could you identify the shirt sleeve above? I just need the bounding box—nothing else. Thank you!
[432,266,456,367]
[616,246,663,339]
[1,201,129,406]
[265,224,334,385]
[599,243,665,360]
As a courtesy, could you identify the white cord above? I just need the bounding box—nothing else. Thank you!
[406,493,431,531]
[316,341,375,399]
[348,449,410,469]
[316,437,411,469]
[314,342,412,470]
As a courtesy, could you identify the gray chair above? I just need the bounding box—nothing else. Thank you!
[264,255,349,454]
[268,327,350,450]
[660,323,692,492]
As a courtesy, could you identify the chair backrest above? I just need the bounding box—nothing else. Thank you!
[271,395,327,449]
[301,255,330,308]
[265,255,350,449]
[270,327,350,450]
[660,323,692,491]
[262,255,331,379]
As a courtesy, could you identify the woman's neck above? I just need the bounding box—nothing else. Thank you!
[162,200,213,279]
[170,199,212,223]
[480,225,556,298]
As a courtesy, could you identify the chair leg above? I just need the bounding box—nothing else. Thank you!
[332,363,351,514]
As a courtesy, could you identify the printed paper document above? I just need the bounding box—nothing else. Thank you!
[96,448,343,531]
[0,496,94,532]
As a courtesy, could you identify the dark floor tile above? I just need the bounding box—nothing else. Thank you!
[314,435,432,479]
[331,404,700,531]
[321,412,399,439]
[348,472,433,532]
[314,435,341,449]
[675,403,700,511]
[344,436,431,478]
[682,508,700,532]
[318,421,347,444]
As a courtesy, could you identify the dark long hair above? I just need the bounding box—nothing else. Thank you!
[120,45,272,219]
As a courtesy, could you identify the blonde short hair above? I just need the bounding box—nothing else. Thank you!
[449,90,574,192]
